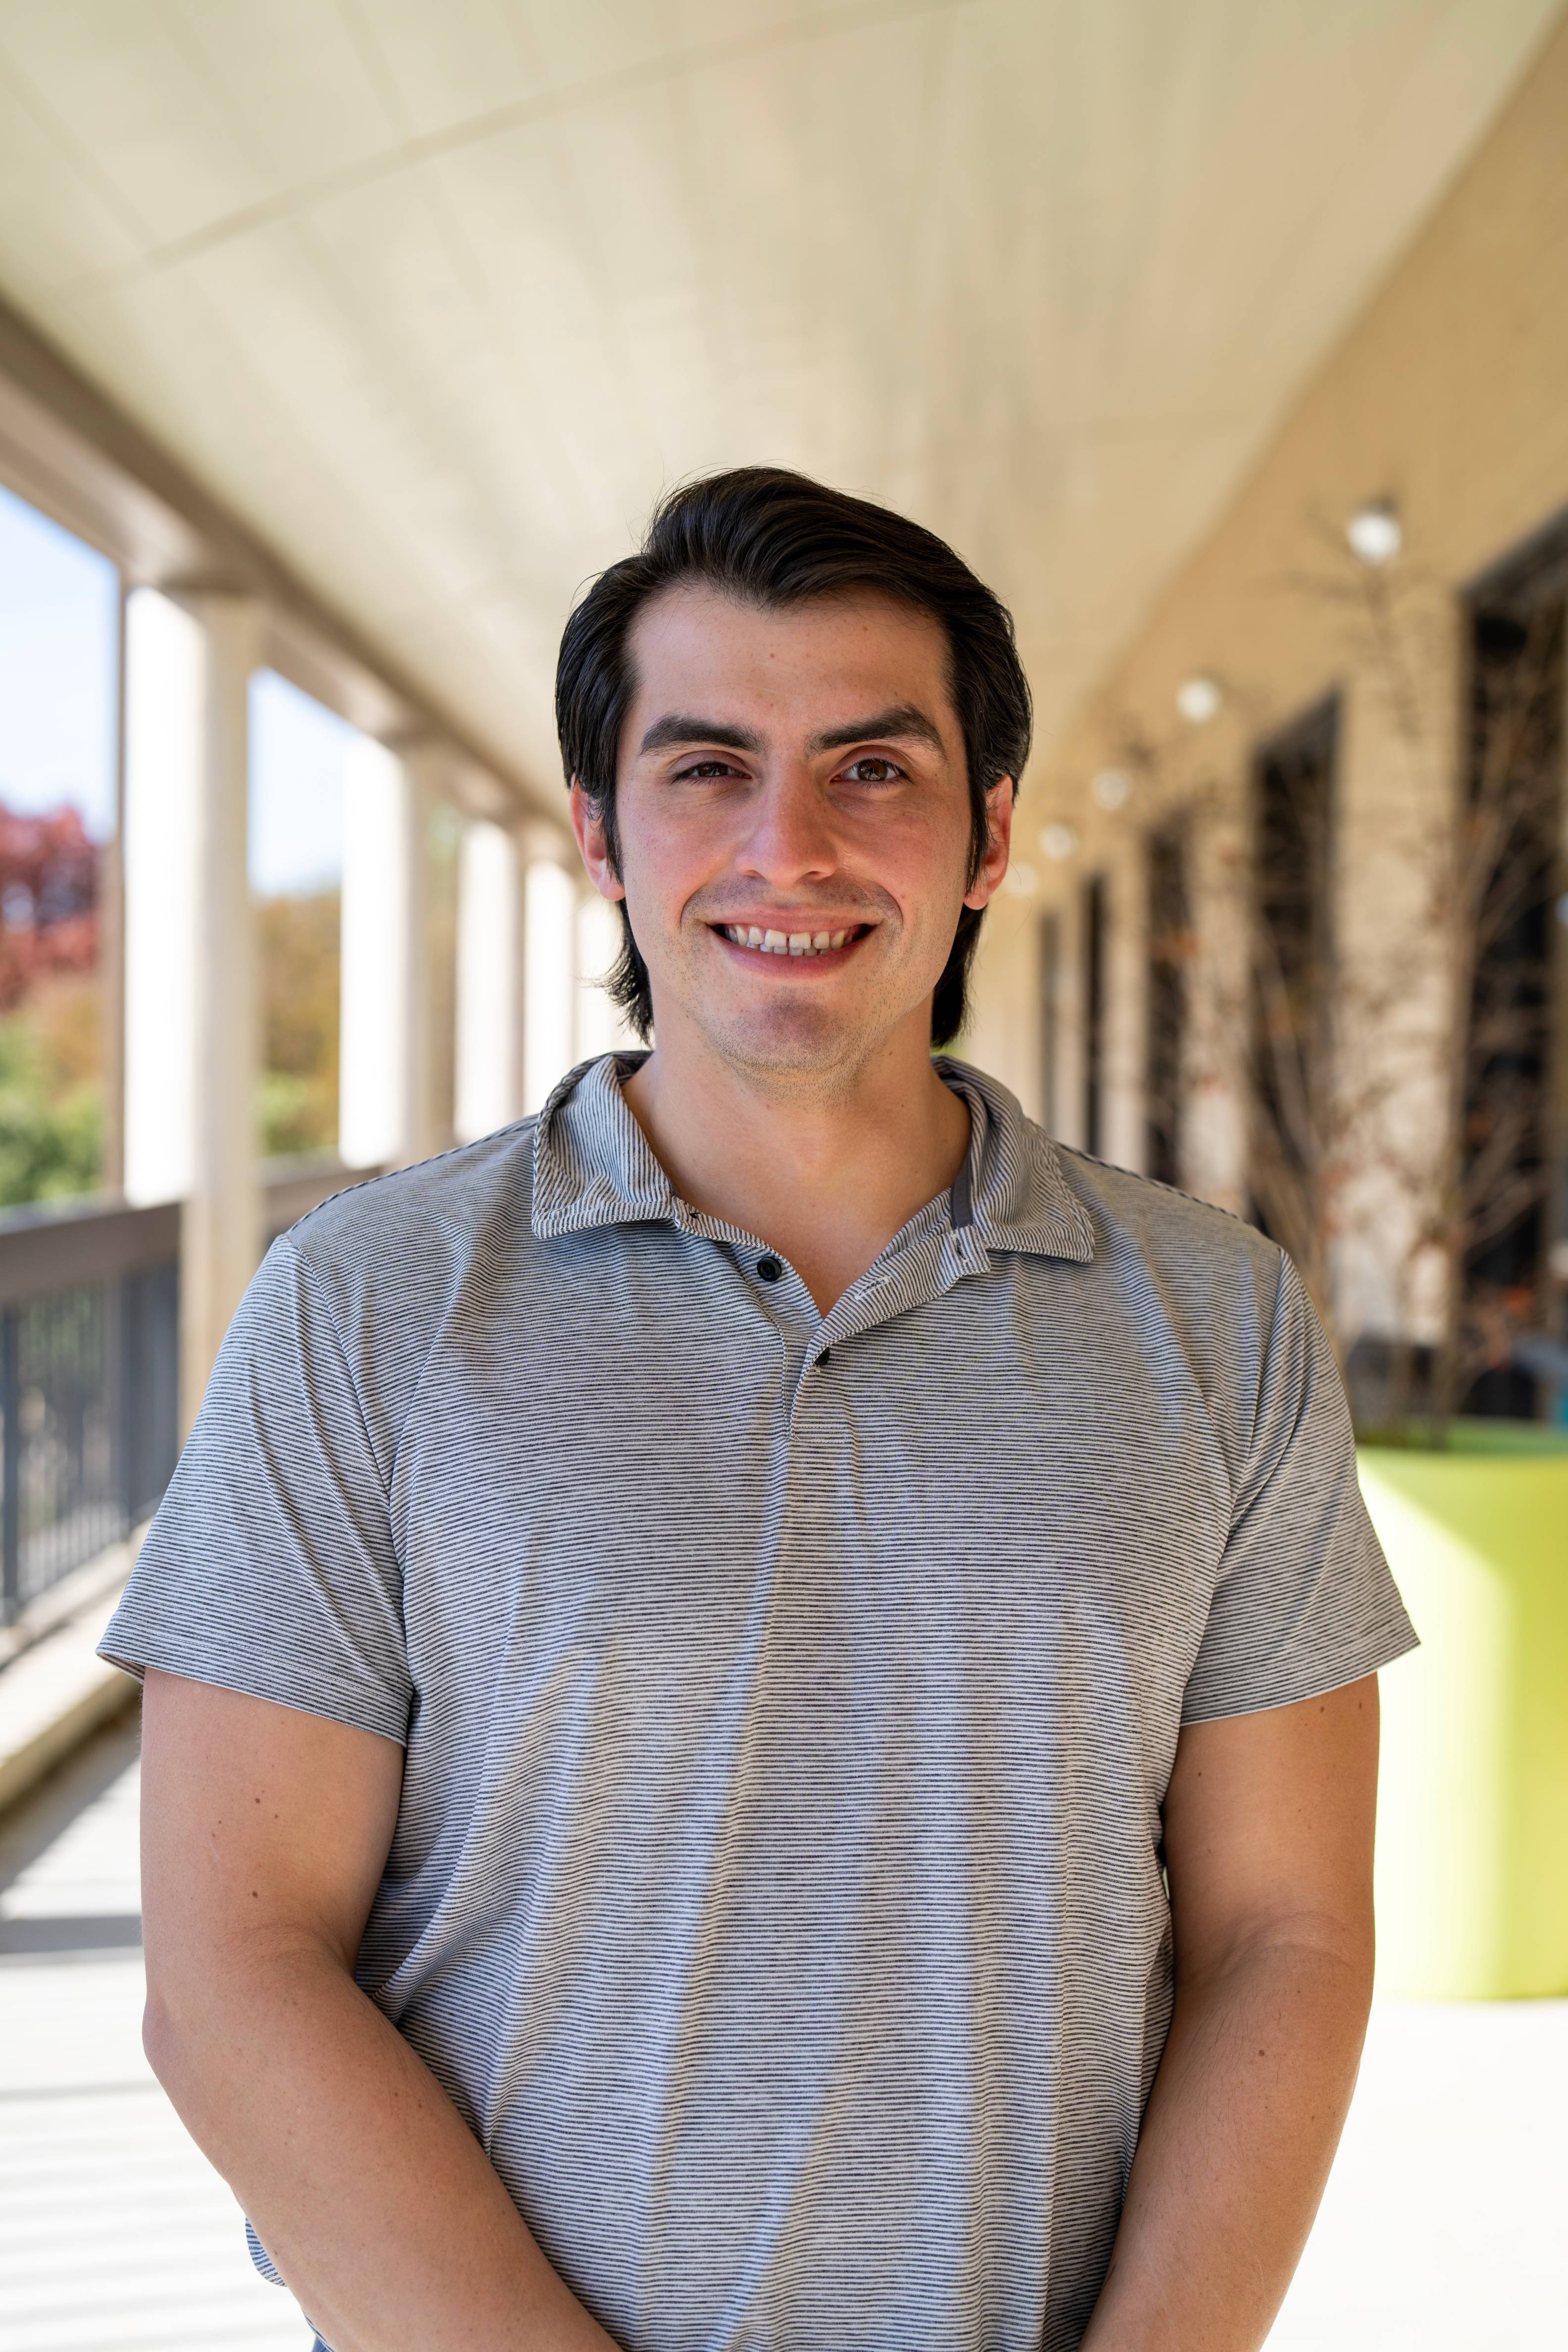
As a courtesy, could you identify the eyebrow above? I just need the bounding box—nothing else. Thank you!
[637,703,947,759]
[808,704,946,756]
[637,715,765,756]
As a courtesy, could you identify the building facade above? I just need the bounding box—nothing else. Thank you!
[968,15,1568,1421]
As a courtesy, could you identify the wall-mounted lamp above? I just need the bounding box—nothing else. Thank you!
[1176,674,1223,725]
[1039,823,1078,862]
[1090,768,1132,812]
[1346,498,1403,565]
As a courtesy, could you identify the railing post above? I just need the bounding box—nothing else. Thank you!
[2,1307,20,1624]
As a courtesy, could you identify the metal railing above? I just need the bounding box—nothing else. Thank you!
[0,1161,382,1630]
[0,1197,180,1626]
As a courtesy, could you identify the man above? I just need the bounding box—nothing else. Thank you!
[104,467,1416,2352]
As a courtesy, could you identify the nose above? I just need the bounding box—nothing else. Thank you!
[735,762,837,888]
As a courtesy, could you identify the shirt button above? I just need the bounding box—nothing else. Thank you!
[757,1255,784,1282]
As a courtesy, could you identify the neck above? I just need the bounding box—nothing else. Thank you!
[620,1018,972,1317]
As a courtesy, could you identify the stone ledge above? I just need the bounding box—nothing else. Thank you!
[0,1549,142,1817]
[0,1527,147,1675]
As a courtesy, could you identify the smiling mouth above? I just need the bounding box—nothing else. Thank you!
[714,922,871,960]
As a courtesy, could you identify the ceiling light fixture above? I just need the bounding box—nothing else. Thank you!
[1039,823,1078,862]
[1176,674,1223,725]
[1090,768,1132,812]
[1346,498,1403,565]
[1001,862,1039,898]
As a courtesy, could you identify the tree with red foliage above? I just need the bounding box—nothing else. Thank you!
[0,799,99,1009]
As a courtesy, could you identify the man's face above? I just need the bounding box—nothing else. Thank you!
[571,584,1013,1084]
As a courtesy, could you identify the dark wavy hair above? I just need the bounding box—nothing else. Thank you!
[555,466,1031,1046]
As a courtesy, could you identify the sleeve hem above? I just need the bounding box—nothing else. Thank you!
[1178,1617,1420,1726]
[95,1631,409,1748]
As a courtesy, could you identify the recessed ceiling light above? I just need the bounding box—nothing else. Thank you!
[1090,768,1132,812]
[1176,674,1222,725]
[1039,823,1078,862]
[1346,499,1402,565]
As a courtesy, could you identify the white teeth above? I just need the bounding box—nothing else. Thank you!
[723,924,856,956]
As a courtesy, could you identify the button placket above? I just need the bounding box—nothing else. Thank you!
[727,1245,821,1407]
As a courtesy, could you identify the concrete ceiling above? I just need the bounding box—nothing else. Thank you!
[0,0,1558,814]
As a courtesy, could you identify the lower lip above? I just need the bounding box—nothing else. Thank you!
[712,927,868,973]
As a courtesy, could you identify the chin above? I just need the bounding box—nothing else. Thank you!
[704,1001,864,1077]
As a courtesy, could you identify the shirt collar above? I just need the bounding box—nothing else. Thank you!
[530,1051,1095,1265]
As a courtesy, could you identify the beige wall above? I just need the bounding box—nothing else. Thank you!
[970,7,1568,1344]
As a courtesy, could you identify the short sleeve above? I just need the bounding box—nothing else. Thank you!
[1181,1251,1418,1723]
[99,1235,412,1744]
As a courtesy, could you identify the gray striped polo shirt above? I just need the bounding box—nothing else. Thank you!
[103,1051,1416,2352]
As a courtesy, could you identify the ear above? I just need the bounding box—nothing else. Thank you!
[962,777,1015,911]
[569,778,626,903]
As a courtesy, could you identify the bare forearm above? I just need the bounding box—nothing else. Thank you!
[146,1942,620,2352]
[1080,1936,1372,2352]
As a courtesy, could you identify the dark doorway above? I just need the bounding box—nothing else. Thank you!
[1082,875,1107,1158]
[1460,514,1568,1418]
[1145,818,1190,1186]
[1248,697,1339,1293]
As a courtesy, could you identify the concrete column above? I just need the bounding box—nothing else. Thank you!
[574,888,633,1062]
[964,881,1048,1120]
[1051,880,1087,1153]
[1103,841,1147,1175]
[454,826,583,1133]
[122,587,263,1433]
[340,739,440,1170]
[98,585,129,1196]
[523,851,579,1113]
[454,819,525,1142]
[1332,620,1460,1349]
[1182,793,1250,1217]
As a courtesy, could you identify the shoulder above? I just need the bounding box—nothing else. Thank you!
[1045,1141,1290,1411]
[235,1122,546,1472]
[1053,1143,1282,1286]
[272,1121,543,1404]
[286,1121,539,1274]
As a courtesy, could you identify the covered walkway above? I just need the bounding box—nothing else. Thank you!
[0,8,1566,2346]
[1,1714,1564,2352]
[0,1717,308,2350]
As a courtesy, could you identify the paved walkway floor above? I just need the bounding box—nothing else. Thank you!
[1,1711,1563,2351]
[0,1716,311,2351]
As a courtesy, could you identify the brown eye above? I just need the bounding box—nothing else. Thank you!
[843,757,904,784]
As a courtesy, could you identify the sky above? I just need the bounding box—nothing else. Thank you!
[0,481,118,838]
[247,668,347,897]
[0,481,349,895]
